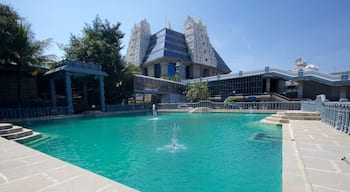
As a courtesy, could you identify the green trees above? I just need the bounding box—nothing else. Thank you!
[0,4,20,64]
[64,16,129,104]
[0,3,54,106]
[186,82,209,102]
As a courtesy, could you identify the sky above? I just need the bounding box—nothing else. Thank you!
[2,0,350,73]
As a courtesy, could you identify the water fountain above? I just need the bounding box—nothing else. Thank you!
[248,105,253,114]
[150,104,159,120]
[152,104,157,117]
[157,123,185,153]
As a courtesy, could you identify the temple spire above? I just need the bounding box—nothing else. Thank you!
[167,21,172,30]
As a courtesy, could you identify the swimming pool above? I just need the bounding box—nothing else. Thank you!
[24,112,282,192]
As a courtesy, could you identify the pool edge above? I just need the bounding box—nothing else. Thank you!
[0,137,139,192]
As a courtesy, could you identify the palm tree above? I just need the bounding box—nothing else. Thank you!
[10,22,54,107]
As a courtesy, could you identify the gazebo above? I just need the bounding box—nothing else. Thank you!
[45,60,108,114]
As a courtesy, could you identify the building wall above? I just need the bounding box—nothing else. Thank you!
[125,19,151,66]
[184,16,217,68]
[302,81,344,101]
[161,93,187,103]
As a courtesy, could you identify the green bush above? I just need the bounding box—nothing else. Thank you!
[224,96,238,103]
[186,82,209,102]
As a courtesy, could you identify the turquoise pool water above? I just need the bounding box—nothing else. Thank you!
[24,113,282,192]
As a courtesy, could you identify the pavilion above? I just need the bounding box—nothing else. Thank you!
[45,60,108,114]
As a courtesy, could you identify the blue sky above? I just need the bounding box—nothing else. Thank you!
[3,0,350,73]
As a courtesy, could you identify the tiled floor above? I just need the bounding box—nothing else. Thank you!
[0,137,138,192]
[283,120,350,192]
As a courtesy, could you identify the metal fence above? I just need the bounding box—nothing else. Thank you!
[0,106,68,120]
[106,104,147,112]
[158,100,301,110]
[301,95,350,135]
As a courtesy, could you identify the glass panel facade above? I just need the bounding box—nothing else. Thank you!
[133,75,186,94]
[208,75,263,96]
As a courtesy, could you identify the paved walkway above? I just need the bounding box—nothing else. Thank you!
[0,137,138,192]
[283,120,350,192]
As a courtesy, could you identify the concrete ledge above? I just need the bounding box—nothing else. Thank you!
[0,137,138,192]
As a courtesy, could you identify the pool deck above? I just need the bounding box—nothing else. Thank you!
[283,120,350,192]
[0,137,139,192]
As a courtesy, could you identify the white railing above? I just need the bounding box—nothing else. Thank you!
[300,101,316,111]
[301,95,350,135]
[158,100,301,110]
[0,106,68,120]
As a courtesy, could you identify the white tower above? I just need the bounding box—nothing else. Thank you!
[294,57,319,71]
[294,57,307,71]
[184,16,217,67]
[125,19,151,66]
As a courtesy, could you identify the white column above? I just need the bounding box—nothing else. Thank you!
[160,62,168,77]
[65,72,74,114]
[98,76,106,112]
[266,78,271,93]
[297,81,304,98]
[50,78,57,107]
[147,65,154,77]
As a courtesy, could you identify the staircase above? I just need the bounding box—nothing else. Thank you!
[189,107,212,113]
[0,123,42,143]
[261,110,321,124]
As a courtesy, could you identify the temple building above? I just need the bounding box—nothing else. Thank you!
[125,17,231,80]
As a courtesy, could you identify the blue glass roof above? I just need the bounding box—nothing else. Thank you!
[143,28,191,63]
[143,28,231,74]
[213,48,231,73]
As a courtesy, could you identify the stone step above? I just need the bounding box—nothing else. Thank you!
[271,114,284,118]
[0,128,33,140]
[263,110,321,125]
[190,107,212,113]
[0,126,23,135]
[260,119,279,125]
[14,132,42,143]
[265,117,289,123]
[0,123,13,130]
[18,134,51,145]
[276,111,320,116]
[281,116,321,120]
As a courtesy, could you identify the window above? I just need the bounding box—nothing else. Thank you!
[168,63,176,77]
[144,67,148,76]
[154,64,161,78]
[186,65,191,79]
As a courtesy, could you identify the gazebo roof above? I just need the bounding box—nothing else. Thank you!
[45,59,108,77]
